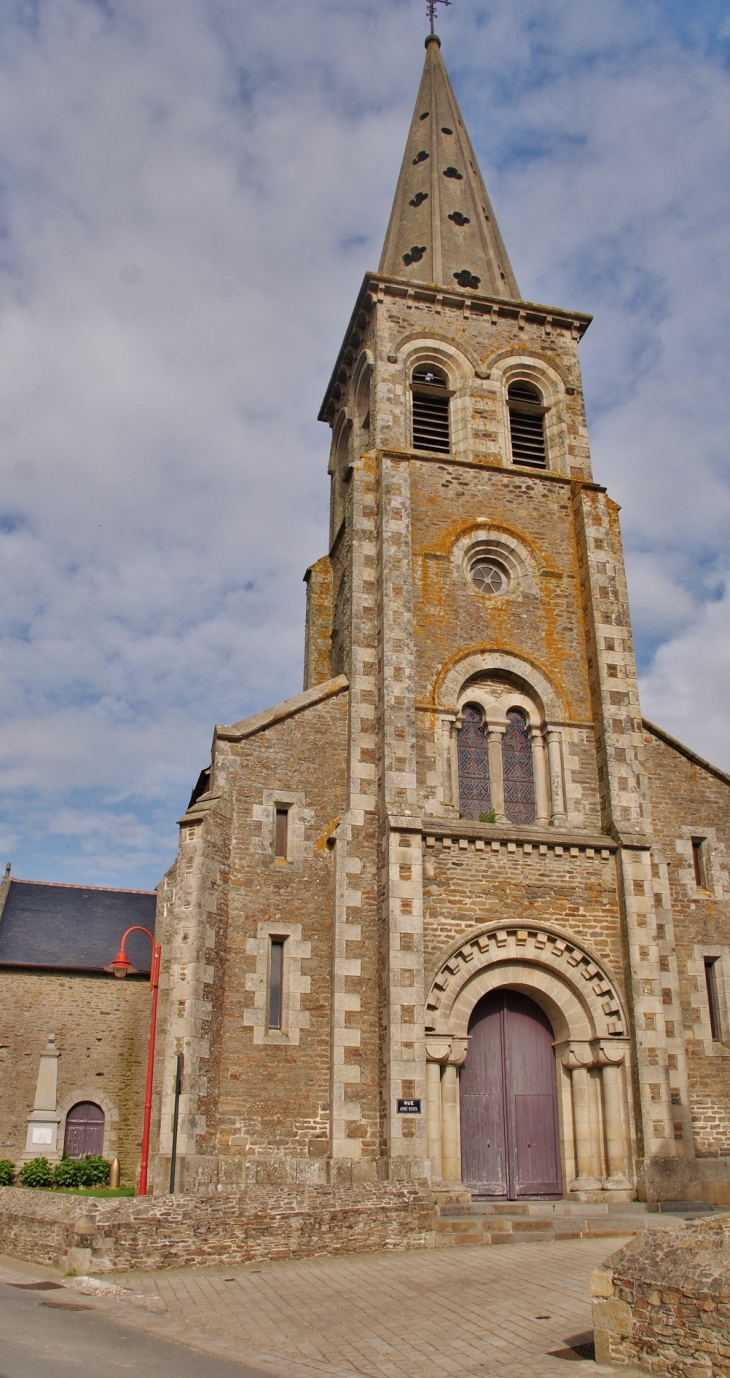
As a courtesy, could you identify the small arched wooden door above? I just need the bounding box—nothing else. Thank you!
[460,990,562,1197]
[63,1102,105,1159]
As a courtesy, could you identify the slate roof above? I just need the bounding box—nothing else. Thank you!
[0,878,157,973]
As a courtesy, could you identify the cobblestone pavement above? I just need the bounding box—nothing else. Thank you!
[1,1238,646,1378]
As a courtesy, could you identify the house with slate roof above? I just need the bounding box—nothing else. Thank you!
[0,866,156,1173]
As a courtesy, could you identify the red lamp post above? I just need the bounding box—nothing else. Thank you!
[105,926,161,1196]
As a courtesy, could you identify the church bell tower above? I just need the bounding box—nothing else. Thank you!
[304,32,690,1193]
[157,30,702,1206]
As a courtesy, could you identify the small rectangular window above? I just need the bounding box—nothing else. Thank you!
[269,939,284,1029]
[692,837,709,890]
[705,958,721,1041]
[274,808,289,860]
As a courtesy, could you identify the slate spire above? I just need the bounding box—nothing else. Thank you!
[378,36,520,300]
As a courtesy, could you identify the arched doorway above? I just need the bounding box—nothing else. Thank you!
[460,989,561,1198]
[63,1102,105,1159]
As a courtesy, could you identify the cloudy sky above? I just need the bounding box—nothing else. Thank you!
[0,0,728,887]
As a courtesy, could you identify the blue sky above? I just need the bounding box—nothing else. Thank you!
[0,0,728,887]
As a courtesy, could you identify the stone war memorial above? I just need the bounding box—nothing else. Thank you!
[2,23,730,1293]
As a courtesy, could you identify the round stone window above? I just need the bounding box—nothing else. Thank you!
[470,559,510,595]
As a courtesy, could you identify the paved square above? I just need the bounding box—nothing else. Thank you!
[104,1236,640,1378]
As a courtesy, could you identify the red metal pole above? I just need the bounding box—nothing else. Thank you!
[105,925,161,1196]
[138,942,161,1196]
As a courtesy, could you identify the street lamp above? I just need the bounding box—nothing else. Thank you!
[105,925,161,1196]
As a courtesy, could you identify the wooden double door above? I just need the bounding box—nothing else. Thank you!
[460,989,562,1198]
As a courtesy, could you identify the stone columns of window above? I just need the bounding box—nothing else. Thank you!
[562,1042,602,1192]
[528,727,550,826]
[594,1040,633,1190]
[545,728,568,826]
[447,715,461,809]
[486,725,507,822]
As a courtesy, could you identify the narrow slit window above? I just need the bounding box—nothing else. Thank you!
[275,808,289,859]
[269,939,284,1029]
[507,381,546,468]
[705,958,721,1041]
[692,837,709,890]
[411,366,450,454]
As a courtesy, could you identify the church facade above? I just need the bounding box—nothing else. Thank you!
[149,37,730,1205]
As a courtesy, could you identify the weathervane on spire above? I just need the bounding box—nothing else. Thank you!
[427,0,451,36]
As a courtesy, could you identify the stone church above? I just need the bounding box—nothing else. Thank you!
[4,36,730,1208]
[150,36,730,1205]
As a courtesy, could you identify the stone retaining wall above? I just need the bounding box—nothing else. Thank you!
[592,1213,730,1376]
[0,1183,433,1274]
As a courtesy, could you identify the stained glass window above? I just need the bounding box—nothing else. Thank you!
[458,704,491,819]
[502,709,536,824]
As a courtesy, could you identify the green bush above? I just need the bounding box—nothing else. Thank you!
[53,1156,82,1188]
[76,1155,110,1187]
[0,1159,16,1186]
[19,1157,53,1188]
[478,809,498,824]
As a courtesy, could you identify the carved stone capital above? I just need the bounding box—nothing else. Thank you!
[425,1037,452,1065]
[562,1040,595,1071]
[449,1037,469,1066]
[592,1038,627,1068]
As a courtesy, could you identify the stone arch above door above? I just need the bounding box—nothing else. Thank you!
[57,1086,119,1160]
[426,922,627,1042]
[424,924,635,1196]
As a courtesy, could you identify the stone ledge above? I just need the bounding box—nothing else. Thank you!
[389,813,618,852]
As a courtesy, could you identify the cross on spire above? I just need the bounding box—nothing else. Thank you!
[427,0,451,36]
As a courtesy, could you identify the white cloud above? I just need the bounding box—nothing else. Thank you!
[0,0,727,882]
[640,580,730,769]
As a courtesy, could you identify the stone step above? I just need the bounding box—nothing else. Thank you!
[433,1204,716,1249]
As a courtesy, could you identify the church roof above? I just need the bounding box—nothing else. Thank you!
[378,36,520,300]
[0,877,157,973]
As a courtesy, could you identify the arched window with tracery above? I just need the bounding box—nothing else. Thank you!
[502,709,536,824]
[458,704,491,819]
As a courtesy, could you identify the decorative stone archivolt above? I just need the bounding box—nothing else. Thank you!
[392,330,481,377]
[436,648,565,721]
[426,923,626,1039]
[424,923,634,1195]
[481,347,574,393]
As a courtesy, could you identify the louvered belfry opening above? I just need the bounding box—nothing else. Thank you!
[508,381,546,467]
[412,366,450,454]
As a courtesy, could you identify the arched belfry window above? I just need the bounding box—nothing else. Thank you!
[508,381,546,468]
[458,704,491,819]
[411,365,450,454]
[502,709,536,824]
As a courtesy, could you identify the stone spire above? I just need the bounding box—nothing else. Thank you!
[378,36,520,300]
